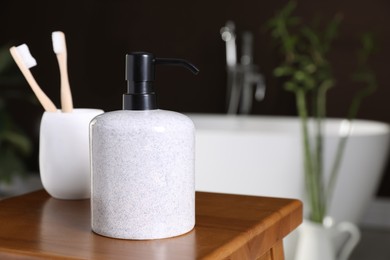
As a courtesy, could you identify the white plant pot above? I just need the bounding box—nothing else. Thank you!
[294,218,361,260]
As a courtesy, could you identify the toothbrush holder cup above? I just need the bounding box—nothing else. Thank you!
[39,108,104,200]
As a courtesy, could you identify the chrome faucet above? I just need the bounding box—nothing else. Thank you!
[220,21,266,114]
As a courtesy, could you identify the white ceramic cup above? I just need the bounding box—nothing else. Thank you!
[39,109,104,200]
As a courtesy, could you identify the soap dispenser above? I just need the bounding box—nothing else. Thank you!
[90,52,199,240]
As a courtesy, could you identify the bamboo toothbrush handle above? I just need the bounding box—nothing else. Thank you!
[9,47,57,112]
[22,69,57,112]
[57,52,73,113]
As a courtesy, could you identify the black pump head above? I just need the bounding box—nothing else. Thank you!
[123,52,199,110]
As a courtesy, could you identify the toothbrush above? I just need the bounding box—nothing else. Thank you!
[52,31,73,112]
[9,44,57,112]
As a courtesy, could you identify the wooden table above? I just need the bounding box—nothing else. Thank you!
[0,190,302,259]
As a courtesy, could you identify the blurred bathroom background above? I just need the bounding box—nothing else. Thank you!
[0,0,389,258]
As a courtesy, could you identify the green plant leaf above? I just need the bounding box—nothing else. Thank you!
[2,131,32,156]
[274,65,294,77]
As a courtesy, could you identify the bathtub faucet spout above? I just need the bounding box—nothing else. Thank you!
[221,21,266,115]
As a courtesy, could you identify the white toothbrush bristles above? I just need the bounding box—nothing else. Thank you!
[52,31,65,54]
[52,31,73,112]
[9,45,57,112]
[16,44,37,68]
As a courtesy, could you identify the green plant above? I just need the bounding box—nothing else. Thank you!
[0,44,33,184]
[267,1,377,223]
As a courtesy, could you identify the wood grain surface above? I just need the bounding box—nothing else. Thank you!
[0,190,302,259]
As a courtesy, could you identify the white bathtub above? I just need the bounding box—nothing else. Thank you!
[189,114,390,224]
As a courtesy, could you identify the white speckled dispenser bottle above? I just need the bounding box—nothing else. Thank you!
[90,52,199,240]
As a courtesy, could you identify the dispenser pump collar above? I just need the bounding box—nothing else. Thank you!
[123,52,199,110]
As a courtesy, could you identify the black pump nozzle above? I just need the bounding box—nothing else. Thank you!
[155,58,199,75]
[123,52,199,110]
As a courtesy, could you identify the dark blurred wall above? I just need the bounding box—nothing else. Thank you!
[1,0,389,196]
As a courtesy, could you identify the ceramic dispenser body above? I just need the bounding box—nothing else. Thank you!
[90,110,195,239]
[90,52,198,239]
